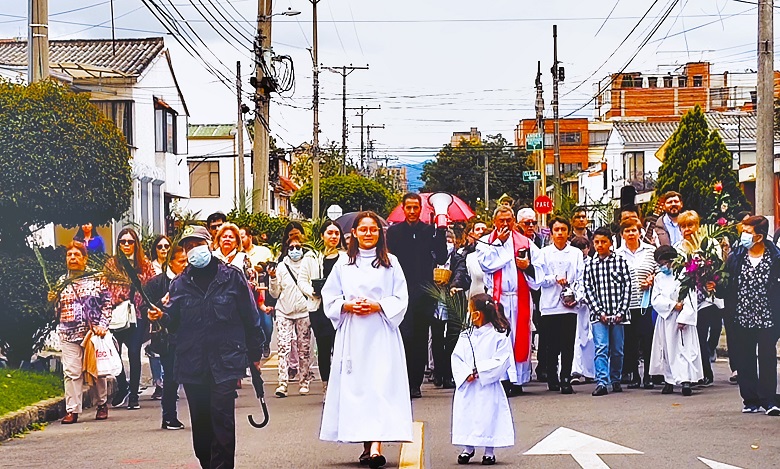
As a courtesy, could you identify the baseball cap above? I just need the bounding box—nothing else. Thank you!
[179,225,212,245]
[654,245,678,262]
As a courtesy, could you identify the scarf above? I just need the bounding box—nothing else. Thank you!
[489,229,532,363]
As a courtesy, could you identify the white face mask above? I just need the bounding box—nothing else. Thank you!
[446,242,455,254]
[187,244,212,268]
[288,247,303,261]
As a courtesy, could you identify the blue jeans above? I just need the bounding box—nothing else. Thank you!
[592,322,625,387]
[259,312,273,348]
[149,356,163,387]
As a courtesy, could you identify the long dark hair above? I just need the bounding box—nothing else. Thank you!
[470,293,511,334]
[319,219,345,250]
[115,227,147,271]
[347,211,391,268]
[279,221,305,261]
[150,234,171,260]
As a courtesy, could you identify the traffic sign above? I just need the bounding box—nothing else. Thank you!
[522,170,542,182]
[534,195,554,214]
[526,133,543,151]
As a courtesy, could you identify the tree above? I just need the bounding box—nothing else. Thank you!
[655,105,750,220]
[291,174,391,216]
[420,134,533,208]
[0,80,132,249]
[289,141,357,187]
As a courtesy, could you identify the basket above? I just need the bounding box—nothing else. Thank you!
[433,267,452,285]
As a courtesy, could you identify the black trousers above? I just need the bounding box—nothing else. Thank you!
[622,308,654,383]
[183,379,238,469]
[160,346,179,422]
[430,317,455,381]
[540,313,577,384]
[400,295,434,389]
[722,314,738,372]
[113,318,147,400]
[705,308,724,359]
[696,305,719,381]
[731,324,779,409]
[309,308,336,382]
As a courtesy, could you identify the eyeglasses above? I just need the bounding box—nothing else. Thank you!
[156,244,170,250]
[118,239,135,246]
[288,246,302,251]
[573,215,587,219]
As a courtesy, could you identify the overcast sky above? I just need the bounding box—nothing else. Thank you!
[1,0,775,169]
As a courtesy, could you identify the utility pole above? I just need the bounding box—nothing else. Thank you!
[756,0,774,220]
[28,0,49,83]
[351,123,384,172]
[484,153,490,210]
[310,0,321,219]
[252,0,272,213]
[535,60,545,198]
[551,24,562,206]
[236,61,246,207]
[348,105,380,169]
[323,64,369,174]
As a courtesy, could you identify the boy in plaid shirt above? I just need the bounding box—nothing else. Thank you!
[584,227,632,396]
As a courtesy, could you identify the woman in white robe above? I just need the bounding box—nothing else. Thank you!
[649,246,703,396]
[320,212,412,469]
[451,293,515,466]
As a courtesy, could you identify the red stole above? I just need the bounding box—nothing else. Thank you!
[489,230,532,363]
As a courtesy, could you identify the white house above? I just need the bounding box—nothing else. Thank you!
[0,38,189,249]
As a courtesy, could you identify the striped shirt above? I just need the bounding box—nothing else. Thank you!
[584,252,632,323]
[615,242,656,309]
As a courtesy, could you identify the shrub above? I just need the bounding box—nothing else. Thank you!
[291,174,391,217]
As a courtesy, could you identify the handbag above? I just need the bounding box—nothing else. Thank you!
[92,332,123,377]
[109,299,137,331]
[147,322,171,355]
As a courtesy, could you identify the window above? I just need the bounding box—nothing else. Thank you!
[560,163,582,174]
[560,132,582,145]
[648,77,658,88]
[155,99,177,153]
[189,161,220,197]
[625,151,654,191]
[693,75,703,87]
[663,76,673,88]
[621,75,636,88]
[589,130,610,146]
[93,100,133,146]
[678,76,688,88]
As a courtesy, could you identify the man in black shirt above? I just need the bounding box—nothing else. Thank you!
[387,193,448,398]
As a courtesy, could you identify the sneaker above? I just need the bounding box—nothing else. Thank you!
[765,405,780,416]
[729,371,738,385]
[300,383,310,395]
[662,383,674,394]
[111,390,129,408]
[612,383,623,393]
[698,377,714,388]
[681,382,693,396]
[151,386,163,400]
[275,383,288,398]
[95,404,108,420]
[569,376,582,385]
[262,344,271,359]
[742,405,761,413]
[162,419,186,430]
[709,350,717,363]
[592,385,608,397]
[127,397,140,410]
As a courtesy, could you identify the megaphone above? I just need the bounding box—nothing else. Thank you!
[428,192,453,229]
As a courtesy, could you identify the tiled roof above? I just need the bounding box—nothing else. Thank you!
[0,38,164,76]
[705,112,759,141]
[612,121,680,145]
[188,124,237,138]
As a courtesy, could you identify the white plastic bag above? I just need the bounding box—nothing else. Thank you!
[92,332,123,377]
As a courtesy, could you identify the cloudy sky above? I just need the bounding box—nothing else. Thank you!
[0,0,774,170]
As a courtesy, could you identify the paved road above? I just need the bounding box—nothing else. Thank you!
[1,360,778,468]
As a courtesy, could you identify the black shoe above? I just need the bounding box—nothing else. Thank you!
[433,376,443,388]
[127,397,140,410]
[457,450,475,465]
[410,387,422,399]
[481,455,496,466]
[612,383,623,393]
[151,386,163,400]
[443,378,456,389]
[162,419,185,430]
[620,373,633,385]
[698,377,714,388]
[261,345,271,359]
[548,382,561,392]
[111,390,129,408]
[662,383,674,394]
[643,382,655,390]
[535,372,548,383]
[368,454,386,468]
[627,380,641,389]
[561,384,574,395]
[682,382,693,396]
[592,385,608,396]
[509,385,524,397]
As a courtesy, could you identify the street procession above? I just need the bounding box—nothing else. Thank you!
[1,1,780,468]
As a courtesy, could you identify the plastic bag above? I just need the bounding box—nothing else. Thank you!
[92,332,123,377]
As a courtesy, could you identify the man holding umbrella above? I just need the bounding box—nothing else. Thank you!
[387,193,448,399]
[148,225,265,469]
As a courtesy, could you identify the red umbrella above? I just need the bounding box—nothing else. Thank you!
[386,193,475,224]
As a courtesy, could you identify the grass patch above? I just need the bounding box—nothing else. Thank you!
[0,370,63,417]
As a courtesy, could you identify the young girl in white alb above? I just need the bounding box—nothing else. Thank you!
[451,293,515,466]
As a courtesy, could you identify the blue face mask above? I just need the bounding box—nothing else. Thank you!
[187,244,212,269]
[659,265,672,275]
[288,247,303,262]
[740,232,756,249]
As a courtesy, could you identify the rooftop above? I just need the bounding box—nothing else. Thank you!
[612,121,680,144]
[188,124,237,138]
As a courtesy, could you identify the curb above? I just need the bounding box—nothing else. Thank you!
[0,377,116,441]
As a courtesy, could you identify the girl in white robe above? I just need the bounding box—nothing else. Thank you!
[570,239,595,380]
[649,246,703,396]
[451,293,515,466]
[320,212,412,469]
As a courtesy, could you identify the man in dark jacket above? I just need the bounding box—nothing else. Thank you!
[387,193,448,398]
[148,225,265,469]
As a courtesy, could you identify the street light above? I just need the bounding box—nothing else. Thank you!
[279,8,301,17]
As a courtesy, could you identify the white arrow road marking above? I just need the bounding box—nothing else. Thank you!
[698,457,745,469]
[524,427,643,469]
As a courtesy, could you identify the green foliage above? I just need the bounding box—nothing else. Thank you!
[291,174,392,217]
[655,105,750,218]
[420,134,533,209]
[289,142,356,188]
[0,369,63,417]
[0,247,66,367]
[226,210,290,245]
[0,80,132,249]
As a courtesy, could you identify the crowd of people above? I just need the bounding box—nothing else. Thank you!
[49,189,780,468]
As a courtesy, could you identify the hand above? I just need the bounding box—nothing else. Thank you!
[515,257,530,270]
[600,313,608,324]
[556,277,568,286]
[677,323,686,331]
[674,302,683,312]
[705,281,717,293]
[147,304,164,321]
[640,275,654,290]
[267,266,277,279]
[253,360,263,372]
[466,372,479,382]
[91,325,108,337]
[47,290,58,303]
[614,314,623,324]
[450,287,463,296]
[161,292,171,306]
[497,227,510,243]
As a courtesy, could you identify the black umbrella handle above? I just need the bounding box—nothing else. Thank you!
[248,398,269,428]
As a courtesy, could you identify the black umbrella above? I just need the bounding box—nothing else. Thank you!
[248,365,270,428]
[335,211,388,232]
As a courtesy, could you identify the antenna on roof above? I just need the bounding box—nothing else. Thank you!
[110,0,116,56]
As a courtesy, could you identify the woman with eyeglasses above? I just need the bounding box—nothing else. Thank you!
[150,235,172,275]
[268,232,313,398]
[106,227,156,410]
[320,212,411,468]
[213,223,256,283]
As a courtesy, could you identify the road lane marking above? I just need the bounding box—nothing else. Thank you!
[399,421,424,469]
[524,427,642,469]
[698,457,744,469]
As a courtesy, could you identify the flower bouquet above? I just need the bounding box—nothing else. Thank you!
[671,225,730,303]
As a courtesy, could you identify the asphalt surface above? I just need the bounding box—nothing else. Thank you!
[1,360,778,468]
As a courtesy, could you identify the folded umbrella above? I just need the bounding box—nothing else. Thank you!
[248,365,270,428]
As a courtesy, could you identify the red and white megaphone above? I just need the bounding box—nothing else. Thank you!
[428,192,453,229]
